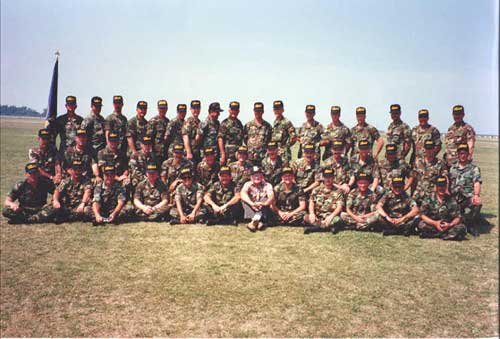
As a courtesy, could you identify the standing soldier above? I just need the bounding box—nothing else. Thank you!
[449,143,482,236]
[378,144,414,193]
[148,99,170,163]
[291,143,320,196]
[133,162,170,222]
[386,104,412,160]
[129,135,159,189]
[160,144,193,203]
[218,101,244,165]
[91,164,129,225]
[127,100,149,155]
[196,147,220,189]
[228,146,253,190]
[297,105,323,164]
[165,104,188,156]
[271,167,307,226]
[204,166,243,226]
[169,167,207,225]
[2,162,55,224]
[55,95,84,154]
[350,106,384,160]
[63,128,96,181]
[410,109,442,165]
[340,173,380,232]
[320,106,352,160]
[376,176,419,236]
[243,102,272,166]
[105,95,128,153]
[81,96,107,157]
[444,105,476,167]
[270,100,297,162]
[51,160,93,223]
[183,100,202,165]
[303,168,345,234]
[196,102,222,159]
[29,128,62,185]
[418,176,467,240]
[321,139,354,194]
[412,139,448,205]
[261,141,288,187]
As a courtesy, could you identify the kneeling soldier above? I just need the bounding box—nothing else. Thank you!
[204,166,242,225]
[3,162,55,224]
[303,168,345,234]
[340,173,379,231]
[418,176,467,240]
[52,160,93,223]
[377,176,419,236]
[92,164,129,225]
[169,167,207,224]
[133,162,169,221]
[271,167,307,226]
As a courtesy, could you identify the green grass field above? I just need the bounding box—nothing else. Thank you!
[0,117,498,337]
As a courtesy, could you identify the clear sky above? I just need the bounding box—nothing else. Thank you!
[1,0,498,134]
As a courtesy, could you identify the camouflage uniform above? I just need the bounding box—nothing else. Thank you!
[243,119,272,165]
[449,161,482,225]
[206,181,243,223]
[349,154,380,181]
[261,155,288,187]
[127,116,149,152]
[321,155,352,186]
[169,182,207,222]
[386,119,411,159]
[197,117,220,157]
[63,146,95,180]
[413,157,448,204]
[54,113,84,153]
[291,158,320,192]
[2,176,55,223]
[271,117,296,162]
[104,112,128,152]
[218,117,244,164]
[133,177,169,221]
[165,117,185,156]
[350,122,380,158]
[340,188,379,230]
[309,184,345,228]
[196,160,220,189]
[28,145,60,176]
[411,124,442,163]
[297,120,323,161]
[129,151,160,188]
[272,182,306,225]
[418,193,466,239]
[322,121,351,160]
[52,177,93,222]
[81,114,107,155]
[96,146,129,176]
[444,122,476,166]
[92,180,130,220]
[147,115,170,162]
[378,158,413,190]
[378,191,418,232]
[182,116,201,164]
[228,159,253,190]
[161,158,194,187]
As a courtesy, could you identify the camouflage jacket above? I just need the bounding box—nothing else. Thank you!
[350,122,380,157]
[411,124,442,161]
[298,120,323,154]
[57,177,93,209]
[291,158,320,190]
[273,182,305,212]
[175,182,204,209]
[421,193,461,222]
[129,151,160,186]
[147,115,170,157]
[93,180,127,210]
[218,117,244,148]
[63,146,95,178]
[322,121,351,159]
[346,188,377,215]
[321,155,352,185]
[207,181,238,205]
[386,119,411,158]
[243,119,272,163]
[127,116,150,151]
[197,117,220,150]
[310,184,345,218]
[165,118,185,152]
[261,155,288,187]
[196,160,220,189]
[8,177,54,209]
[161,158,193,187]
[379,191,417,218]
[444,121,476,166]
[449,161,482,201]
[378,158,413,189]
[414,157,448,198]
[271,117,296,159]
[182,116,201,153]
[81,113,106,153]
[55,113,84,151]
[134,177,168,206]
[28,144,60,176]
[96,146,128,176]
[104,112,128,151]
[349,154,381,181]
[228,160,253,189]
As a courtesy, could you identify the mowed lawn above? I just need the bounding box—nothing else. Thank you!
[0,117,498,337]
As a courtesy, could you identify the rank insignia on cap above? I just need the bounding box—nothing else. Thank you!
[457,143,469,152]
[424,139,435,149]
[281,166,293,175]
[305,105,316,113]
[390,104,401,114]
[304,143,315,152]
[66,96,77,104]
[177,104,187,112]
[330,106,341,114]
[190,100,201,108]
[323,168,334,177]
[71,160,83,169]
[219,166,231,175]
[435,176,447,186]
[203,147,215,155]
[38,129,51,138]
[113,95,123,103]
[453,105,464,114]
[237,146,248,153]
[76,129,87,135]
[91,96,103,106]
[137,101,148,108]
[254,102,264,110]
[332,139,345,149]
[157,100,168,107]
[229,101,240,109]
[103,165,115,173]
[25,162,39,173]
[108,132,119,140]
[146,163,158,172]
[418,109,429,117]
[273,100,284,108]
[141,135,153,144]
[392,176,404,185]
[356,172,372,182]
[356,106,366,114]
[358,139,370,149]
[180,167,192,177]
[173,144,184,152]
[386,144,397,154]
[267,142,278,149]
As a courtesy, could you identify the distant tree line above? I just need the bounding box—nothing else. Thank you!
[0,105,44,117]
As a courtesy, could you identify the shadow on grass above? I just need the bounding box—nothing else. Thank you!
[478,214,496,234]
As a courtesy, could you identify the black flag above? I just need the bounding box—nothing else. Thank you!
[44,53,59,142]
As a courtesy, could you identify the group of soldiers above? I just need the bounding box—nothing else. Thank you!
[2,96,483,240]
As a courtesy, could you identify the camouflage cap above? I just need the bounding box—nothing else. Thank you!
[66,95,77,105]
[385,143,397,154]
[418,109,429,118]
[423,139,435,149]
[25,162,39,173]
[229,101,240,110]
[457,143,469,153]
[173,144,184,153]
[91,96,103,106]
[305,105,316,114]
[157,99,168,108]
[38,128,51,139]
[180,167,192,178]
[452,105,464,115]
[330,106,341,115]
[390,104,401,114]
[355,106,366,115]
[273,100,284,109]
[137,100,148,109]
[209,102,223,112]
[435,175,447,187]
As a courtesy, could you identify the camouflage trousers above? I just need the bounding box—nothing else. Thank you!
[305,213,342,229]
[340,212,380,231]
[206,203,244,224]
[93,204,135,225]
[2,204,54,224]
[417,220,466,240]
[379,215,419,234]
[134,204,170,222]
[50,205,93,223]
[272,210,306,226]
[457,198,482,226]
[169,204,208,223]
